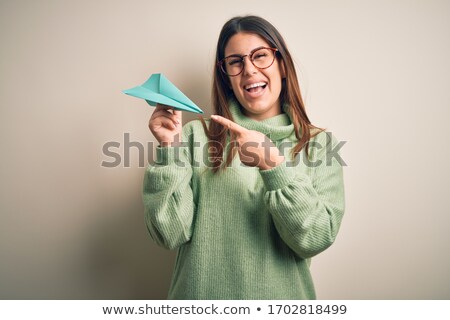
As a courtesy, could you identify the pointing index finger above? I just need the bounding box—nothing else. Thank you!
[210,115,244,133]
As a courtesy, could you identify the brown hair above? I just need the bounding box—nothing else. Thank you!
[202,15,322,173]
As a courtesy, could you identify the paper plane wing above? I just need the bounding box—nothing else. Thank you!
[122,73,204,114]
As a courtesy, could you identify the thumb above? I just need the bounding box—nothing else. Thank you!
[173,109,182,124]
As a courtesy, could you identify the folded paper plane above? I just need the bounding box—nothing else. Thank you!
[122,73,204,114]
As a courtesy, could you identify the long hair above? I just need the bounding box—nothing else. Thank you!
[202,15,321,173]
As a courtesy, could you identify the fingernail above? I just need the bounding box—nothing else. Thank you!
[211,115,218,120]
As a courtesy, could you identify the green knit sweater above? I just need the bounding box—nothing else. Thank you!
[143,102,345,299]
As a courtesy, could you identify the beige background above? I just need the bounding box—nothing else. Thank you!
[1,0,449,299]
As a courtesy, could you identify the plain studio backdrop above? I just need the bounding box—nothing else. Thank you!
[1,0,449,299]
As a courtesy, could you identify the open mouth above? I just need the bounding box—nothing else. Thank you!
[244,82,267,93]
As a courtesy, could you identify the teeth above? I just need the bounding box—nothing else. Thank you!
[244,82,267,90]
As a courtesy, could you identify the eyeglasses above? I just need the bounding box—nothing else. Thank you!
[217,47,278,77]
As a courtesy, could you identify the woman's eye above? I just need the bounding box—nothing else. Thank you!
[228,58,242,66]
[253,53,268,60]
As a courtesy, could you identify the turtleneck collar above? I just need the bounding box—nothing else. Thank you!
[228,99,295,141]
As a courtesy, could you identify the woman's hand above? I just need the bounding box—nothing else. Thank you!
[211,115,284,170]
[148,104,182,147]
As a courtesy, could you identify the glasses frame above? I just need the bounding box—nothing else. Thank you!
[217,47,279,77]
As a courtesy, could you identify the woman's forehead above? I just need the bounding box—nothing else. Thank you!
[224,32,270,56]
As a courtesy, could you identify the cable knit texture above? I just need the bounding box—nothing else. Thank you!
[143,101,345,299]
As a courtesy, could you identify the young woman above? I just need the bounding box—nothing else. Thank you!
[144,15,345,299]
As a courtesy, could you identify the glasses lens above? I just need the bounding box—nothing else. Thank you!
[222,56,243,76]
[251,48,275,69]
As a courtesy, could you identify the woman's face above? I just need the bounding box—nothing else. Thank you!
[224,32,285,121]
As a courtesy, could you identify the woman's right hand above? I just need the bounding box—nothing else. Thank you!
[148,104,182,147]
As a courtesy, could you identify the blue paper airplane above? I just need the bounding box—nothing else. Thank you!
[122,73,204,114]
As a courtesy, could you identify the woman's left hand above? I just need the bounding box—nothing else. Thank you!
[211,115,285,170]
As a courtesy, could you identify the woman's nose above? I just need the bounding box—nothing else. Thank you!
[242,56,258,76]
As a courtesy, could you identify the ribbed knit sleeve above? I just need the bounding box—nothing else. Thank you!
[259,131,345,259]
[142,130,195,250]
